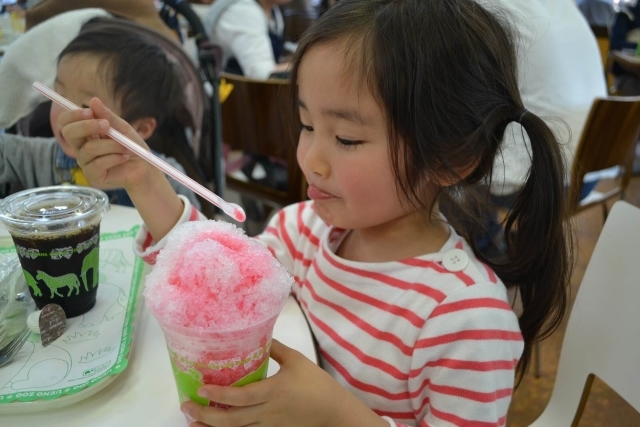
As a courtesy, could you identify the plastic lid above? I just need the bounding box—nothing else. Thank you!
[0,186,109,237]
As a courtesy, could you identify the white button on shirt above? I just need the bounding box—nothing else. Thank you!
[442,249,470,272]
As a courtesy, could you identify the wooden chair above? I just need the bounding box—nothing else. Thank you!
[567,96,640,220]
[220,72,306,208]
[529,201,640,426]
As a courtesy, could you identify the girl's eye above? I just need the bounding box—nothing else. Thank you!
[336,137,362,147]
[300,123,314,132]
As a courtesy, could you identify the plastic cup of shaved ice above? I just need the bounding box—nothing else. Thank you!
[144,220,292,416]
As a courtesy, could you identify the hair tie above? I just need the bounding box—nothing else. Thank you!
[516,109,529,124]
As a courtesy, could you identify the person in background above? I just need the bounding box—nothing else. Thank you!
[0,0,178,130]
[1,0,22,13]
[0,21,200,209]
[488,0,607,209]
[577,0,614,26]
[60,1,573,425]
[23,0,178,40]
[610,0,640,94]
[203,0,293,79]
[1,0,46,10]
[610,0,640,175]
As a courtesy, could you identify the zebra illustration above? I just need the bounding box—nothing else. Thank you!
[35,270,81,298]
[80,248,100,291]
[23,270,42,297]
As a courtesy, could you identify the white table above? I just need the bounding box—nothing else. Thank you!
[0,205,317,426]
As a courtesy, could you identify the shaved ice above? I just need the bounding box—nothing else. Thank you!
[144,221,293,412]
[144,220,292,330]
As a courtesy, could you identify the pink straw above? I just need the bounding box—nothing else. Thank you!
[33,81,246,222]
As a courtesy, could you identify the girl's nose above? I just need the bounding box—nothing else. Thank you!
[303,138,330,179]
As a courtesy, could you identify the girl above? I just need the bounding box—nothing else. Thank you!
[59,0,571,426]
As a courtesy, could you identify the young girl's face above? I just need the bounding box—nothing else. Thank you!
[296,43,416,230]
[50,53,121,159]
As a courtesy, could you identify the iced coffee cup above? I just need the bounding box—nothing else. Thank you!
[0,186,109,318]
[144,221,292,411]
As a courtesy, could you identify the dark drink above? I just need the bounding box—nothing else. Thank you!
[0,186,109,318]
[12,225,101,317]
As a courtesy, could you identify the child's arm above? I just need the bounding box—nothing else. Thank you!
[180,339,390,427]
[0,133,58,189]
[58,98,183,242]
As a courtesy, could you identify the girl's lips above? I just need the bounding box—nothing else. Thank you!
[307,184,336,200]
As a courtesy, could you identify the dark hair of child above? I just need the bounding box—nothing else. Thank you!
[289,0,573,382]
[58,18,185,148]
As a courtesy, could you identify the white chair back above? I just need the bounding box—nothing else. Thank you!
[530,201,640,426]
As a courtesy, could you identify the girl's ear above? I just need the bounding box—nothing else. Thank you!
[130,117,157,141]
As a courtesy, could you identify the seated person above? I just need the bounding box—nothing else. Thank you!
[55,1,573,423]
[24,0,177,40]
[203,0,293,79]
[577,0,614,27]
[476,0,607,255]
[490,0,606,201]
[610,0,640,95]
[0,21,200,209]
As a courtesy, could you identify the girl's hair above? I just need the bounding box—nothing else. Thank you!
[58,18,184,131]
[289,0,572,382]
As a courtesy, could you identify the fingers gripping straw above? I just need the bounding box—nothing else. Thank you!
[31,82,246,222]
[144,221,292,410]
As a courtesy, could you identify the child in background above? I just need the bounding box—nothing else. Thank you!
[0,20,200,209]
[59,0,572,425]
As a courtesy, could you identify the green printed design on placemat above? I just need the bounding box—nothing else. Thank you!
[0,225,144,404]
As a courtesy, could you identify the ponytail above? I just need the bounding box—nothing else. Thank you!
[489,110,572,383]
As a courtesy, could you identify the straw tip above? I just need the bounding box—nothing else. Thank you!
[234,209,246,223]
[227,204,246,222]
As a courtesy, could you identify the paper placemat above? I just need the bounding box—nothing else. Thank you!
[0,225,144,404]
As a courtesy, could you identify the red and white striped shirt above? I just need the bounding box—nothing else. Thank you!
[135,197,524,427]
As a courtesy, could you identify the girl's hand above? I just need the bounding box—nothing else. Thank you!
[180,340,386,427]
[58,97,154,193]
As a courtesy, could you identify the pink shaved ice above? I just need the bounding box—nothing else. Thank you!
[144,221,292,331]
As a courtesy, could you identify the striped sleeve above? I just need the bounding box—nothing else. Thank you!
[409,284,523,427]
[133,195,206,264]
[253,203,307,275]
